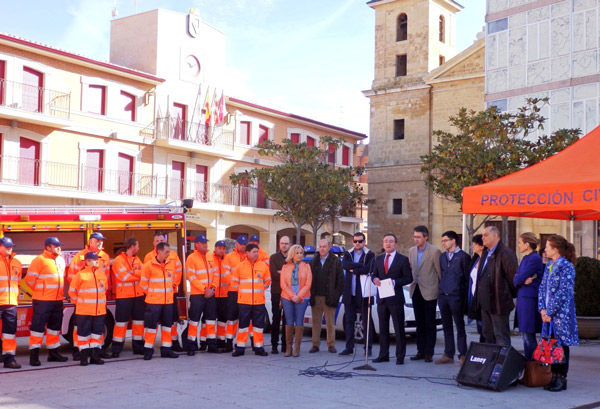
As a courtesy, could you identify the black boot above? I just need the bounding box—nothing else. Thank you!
[90,348,105,365]
[132,340,145,355]
[143,347,153,361]
[547,374,567,392]
[30,348,41,367]
[232,346,245,357]
[80,349,90,366]
[172,339,184,352]
[48,348,69,362]
[72,347,81,361]
[3,354,21,369]
[217,339,226,352]
[199,341,207,351]
[98,348,113,359]
[224,339,233,353]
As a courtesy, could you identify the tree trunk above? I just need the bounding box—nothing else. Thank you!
[501,216,509,244]
[296,226,302,245]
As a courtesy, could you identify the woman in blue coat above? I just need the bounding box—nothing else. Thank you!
[538,235,579,392]
[514,232,544,360]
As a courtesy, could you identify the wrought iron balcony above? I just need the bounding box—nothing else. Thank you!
[148,117,234,150]
[0,78,71,119]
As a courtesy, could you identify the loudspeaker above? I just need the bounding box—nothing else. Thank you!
[457,342,526,391]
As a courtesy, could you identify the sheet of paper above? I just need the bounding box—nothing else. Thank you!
[360,275,378,298]
[377,278,395,298]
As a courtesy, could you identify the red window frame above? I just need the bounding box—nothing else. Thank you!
[19,137,40,186]
[342,145,350,166]
[258,125,269,144]
[88,85,106,115]
[117,153,134,195]
[119,91,136,122]
[22,67,43,113]
[173,103,187,140]
[171,161,185,200]
[306,136,315,147]
[290,133,300,144]
[85,149,104,192]
[327,143,336,165]
[196,165,208,202]
[239,121,251,145]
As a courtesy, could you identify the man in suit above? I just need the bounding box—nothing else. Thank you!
[371,233,413,365]
[408,225,441,363]
[474,226,518,346]
[340,232,375,356]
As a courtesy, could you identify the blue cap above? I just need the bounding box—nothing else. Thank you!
[194,234,208,243]
[90,232,105,241]
[0,237,15,247]
[236,235,248,245]
[84,252,99,260]
[44,237,63,247]
[215,240,226,247]
[249,235,260,242]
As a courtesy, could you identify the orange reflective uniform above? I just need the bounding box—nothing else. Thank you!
[211,251,227,298]
[0,253,21,306]
[222,250,246,293]
[140,257,175,305]
[25,250,65,301]
[186,250,216,295]
[68,266,107,316]
[257,248,270,265]
[67,246,110,283]
[231,259,271,305]
[112,252,144,298]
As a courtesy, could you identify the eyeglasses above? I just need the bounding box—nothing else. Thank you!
[441,239,451,243]
[353,240,364,243]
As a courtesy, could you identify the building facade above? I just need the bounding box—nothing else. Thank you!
[0,9,366,255]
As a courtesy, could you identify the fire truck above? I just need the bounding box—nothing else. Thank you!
[0,205,189,347]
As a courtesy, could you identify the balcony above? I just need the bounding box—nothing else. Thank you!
[145,117,235,156]
[0,78,71,127]
[0,155,271,209]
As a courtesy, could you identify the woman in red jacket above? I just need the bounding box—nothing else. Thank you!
[280,244,312,357]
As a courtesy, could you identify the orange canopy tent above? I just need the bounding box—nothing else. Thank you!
[462,124,600,222]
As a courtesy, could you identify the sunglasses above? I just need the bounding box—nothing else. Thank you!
[353,240,364,243]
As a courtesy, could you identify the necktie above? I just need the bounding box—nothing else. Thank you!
[384,253,390,275]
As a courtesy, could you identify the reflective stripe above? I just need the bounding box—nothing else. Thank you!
[81,298,106,303]
[30,330,44,337]
[122,273,132,281]
[238,327,249,333]
[148,278,172,283]
[145,328,157,333]
[2,333,16,339]
[78,288,104,294]
[239,279,255,283]
[35,284,60,289]
[254,328,264,334]
[115,322,127,328]
[0,287,12,292]
[132,320,144,326]
[147,288,172,293]
[239,288,264,293]
[117,282,135,287]
[46,329,60,335]
[28,271,39,277]
[37,274,60,279]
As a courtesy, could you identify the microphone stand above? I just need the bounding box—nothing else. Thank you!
[354,266,376,371]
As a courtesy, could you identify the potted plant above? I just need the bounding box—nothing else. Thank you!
[574,256,600,339]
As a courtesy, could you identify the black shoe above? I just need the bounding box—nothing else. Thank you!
[72,349,81,361]
[80,349,90,366]
[171,341,184,353]
[224,340,234,353]
[339,349,353,356]
[99,350,112,359]
[254,349,268,356]
[410,353,426,361]
[271,346,279,354]
[373,356,389,363]
[29,348,41,367]
[309,346,319,353]
[4,360,21,369]
[207,347,219,354]
[161,351,179,358]
[187,350,196,356]
[232,349,245,357]
[133,350,145,356]
[48,349,68,362]
[545,375,567,392]
[111,352,120,358]
[90,349,105,365]
[143,353,153,361]
[424,355,433,363]
[396,358,404,365]
[199,342,208,351]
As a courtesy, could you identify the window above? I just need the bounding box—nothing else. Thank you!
[171,161,185,200]
[237,173,250,206]
[327,143,336,165]
[19,137,40,186]
[290,133,300,143]
[397,13,407,41]
[393,199,403,215]
[439,15,445,43]
[118,91,136,122]
[117,153,133,195]
[342,145,350,166]
[394,119,405,140]
[22,67,43,113]
[487,99,508,111]
[88,85,106,115]
[396,55,407,77]
[306,136,316,147]
[0,60,5,106]
[239,121,251,145]
[196,165,208,202]
[439,55,445,66]
[258,124,269,144]
[173,103,187,140]
[488,18,508,34]
[85,149,104,193]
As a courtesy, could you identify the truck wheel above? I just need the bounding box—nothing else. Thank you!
[103,313,114,348]
[64,318,75,346]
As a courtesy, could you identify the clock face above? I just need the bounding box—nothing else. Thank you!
[184,55,201,77]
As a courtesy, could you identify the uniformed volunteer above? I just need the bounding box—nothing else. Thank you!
[0,237,22,369]
[25,237,69,366]
[222,235,248,352]
[210,240,228,352]
[68,252,108,366]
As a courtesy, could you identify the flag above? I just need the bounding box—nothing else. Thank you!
[211,89,218,127]
[218,91,225,124]
[203,86,211,124]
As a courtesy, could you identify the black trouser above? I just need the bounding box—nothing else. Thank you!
[237,304,265,349]
[30,300,63,349]
[343,299,359,351]
[112,296,146,354]
[76,314,105,350]
[481,309,511,346]
[361,297,375,351]
[438,293,467,358]
[144,303,173,355]
[187,294,217,351]
[377,299,406,360]
[412,285,438,356]
[270,292,285,348]
[0,305,17,359]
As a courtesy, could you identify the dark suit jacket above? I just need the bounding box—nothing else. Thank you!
[309,252,344,308]
[342,248,375,306]
[371,251,413,305]
[474,241,518,316]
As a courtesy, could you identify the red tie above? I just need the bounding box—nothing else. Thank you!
[384,253,390,275]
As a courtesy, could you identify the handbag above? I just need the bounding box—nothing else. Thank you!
[533,322,566,364]
[523,361,552,387]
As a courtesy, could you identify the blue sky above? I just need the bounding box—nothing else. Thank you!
[2,0,486,136]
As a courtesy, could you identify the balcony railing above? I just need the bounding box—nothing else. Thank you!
[0,78,71,119]
[0,155,270,209]
[151,117,234,150]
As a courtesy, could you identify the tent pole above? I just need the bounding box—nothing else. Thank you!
[570,212,574,243]
[462,213,467,251]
